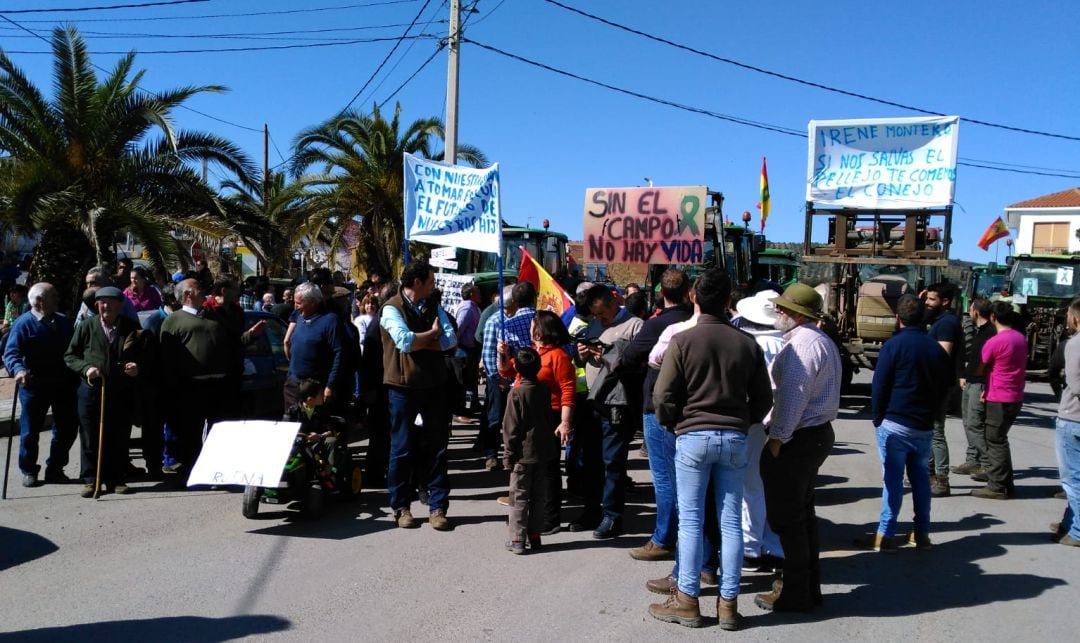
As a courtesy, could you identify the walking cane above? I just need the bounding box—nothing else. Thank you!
[1,381,18,500]
[93,376,106,500]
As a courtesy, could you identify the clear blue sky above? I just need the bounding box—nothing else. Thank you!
[4,0,1079,262]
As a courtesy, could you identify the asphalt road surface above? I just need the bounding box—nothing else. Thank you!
[1,377,1076,641]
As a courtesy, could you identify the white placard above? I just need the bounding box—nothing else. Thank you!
[1020,278,1039,296]
[187,420,301,488]
[429,257,458,270]
[807,116,959,209]
[1057,267,1074,287]
[404,154,502,253]
[434,273,474,310]
[431,246,457,260]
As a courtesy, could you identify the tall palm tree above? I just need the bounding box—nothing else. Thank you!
[291,102,487,279]
[0,26,255,309]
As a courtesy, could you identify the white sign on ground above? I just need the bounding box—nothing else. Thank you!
[187,421,301,488]
[807,115,959,209]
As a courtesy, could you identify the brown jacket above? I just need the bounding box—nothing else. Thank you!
[502,379,555,467]
[380,289,447,389]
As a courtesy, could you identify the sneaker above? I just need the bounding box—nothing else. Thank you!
[162,462,184,474]
[971,487,1009,500]
[496,495,510,507]
[395,508,417,529]
[44,469,71,484]
[629,540,675,561]
[21,473,39,488]
[80,484,96,498]
[648,589,704,628]
[429,508,450,531]
[646,575,676,595]
[1060,534,1080,547]
[930,478,951,497]
[539,524,561,536]
[505,540,526,555]
[907,532,933,551]
[854,532,897,553]
[592,516,621,539]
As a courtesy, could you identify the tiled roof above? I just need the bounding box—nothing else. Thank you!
[1007,187,1080,209]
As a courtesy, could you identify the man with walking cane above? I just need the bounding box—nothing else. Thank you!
[65,287,151,498]
[2,282,78,489]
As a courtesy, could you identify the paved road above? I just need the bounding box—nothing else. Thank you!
[1,377,1075,641]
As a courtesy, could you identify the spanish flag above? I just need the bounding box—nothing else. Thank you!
[759,157,771,232]
[977,216,1009,251]
[517,246,572,315]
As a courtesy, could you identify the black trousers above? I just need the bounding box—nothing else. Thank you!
[78,380,133,485]
[985,401,1021,493]
[761,423,835,606]
[171,378,225,470]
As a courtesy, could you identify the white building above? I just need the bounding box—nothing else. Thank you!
[1004,187,1080,255]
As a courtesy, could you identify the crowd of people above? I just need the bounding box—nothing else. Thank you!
[4,255,1079,631]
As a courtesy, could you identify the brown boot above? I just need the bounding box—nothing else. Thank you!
[395,508,417,529]
[717,596,740,631]
[645,574,676,595]
[648,589,703,628]
[930,477,951,497]
[629,539,674,561]
[854,532,897,553]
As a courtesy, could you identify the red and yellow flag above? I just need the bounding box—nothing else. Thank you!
[759,157,771,232]
[977,216,1009,251]
[517,246,572,315]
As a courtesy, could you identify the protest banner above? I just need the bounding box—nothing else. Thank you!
[518,247,572,315]
[583,186,708,265]
[187,421,301,488]
[807,115,959,209]
[404,154,501,253]
[434,272,475,310]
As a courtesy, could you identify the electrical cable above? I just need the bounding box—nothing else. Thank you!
[0,0,212,14]
[4,34,435,55]
[0,22,444,41]
[542,0,1080,143]
[341,0,434,112]
[351,0,447,109]
[9,0,419,23]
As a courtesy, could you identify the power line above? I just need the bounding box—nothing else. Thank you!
[352,0,447,109]
[542,0,1080,144]
[10,0,419,23]
[379,44,443,108]
[0,21,444,41]
[0,0,212,14]
[0,14,262,133]
[469,0,507,26]
[267,132,287,166]
[4,34,435,55]
[464,38,1080,180]
[341,0,435,112]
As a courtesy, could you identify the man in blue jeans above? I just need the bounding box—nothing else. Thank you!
[650,269,772,630]
[379,260,457,531]
[1054,296,1080,547]
[866,294,949,552]
[622,268,692,561]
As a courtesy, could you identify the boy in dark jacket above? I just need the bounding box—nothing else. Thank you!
[502,347,556,554]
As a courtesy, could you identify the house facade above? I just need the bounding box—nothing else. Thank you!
[1004,187,1080,255]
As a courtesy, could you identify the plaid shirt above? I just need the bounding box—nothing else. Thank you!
[481,307,536,385]
[766,322,841,443]
[239,292,257,310]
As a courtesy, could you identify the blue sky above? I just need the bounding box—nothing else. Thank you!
[4,0,1079,262]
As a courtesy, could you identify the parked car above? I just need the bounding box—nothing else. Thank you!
[242,310,288,419]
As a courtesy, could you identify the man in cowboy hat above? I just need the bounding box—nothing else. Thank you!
[755,283,841,613]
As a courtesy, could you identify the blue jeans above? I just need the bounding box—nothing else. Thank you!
[598,407,635,520]
[481,374,506,459]
[675,430,747,600]
[17,382,78,476]
[644,413,677,548]
[387,386,450,512]
[1055,417,1080,540]
[877,420,932,537]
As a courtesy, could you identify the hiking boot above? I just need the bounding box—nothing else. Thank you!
[754,588,813,612]
[646,575,676,595]
[505,540,526,555]
[970,469,989,482]
[717,596,741,631]
[951,462,978,475]
[648,589,703,628]
[80,484,96,498]
[1060,534,1080,547]
[699,571,718,586]
[592,516,620,539]
[44,469,71,484]
[907,532,933,551]
[429,508,450,531]
[854,532,897,553]
[629,540,674,561]
[931,478,951,497]
[110,483,133,495]
[484,457,500,472]
[971,486,1009,500]
[395,508,417,529]
[21,473,39,488]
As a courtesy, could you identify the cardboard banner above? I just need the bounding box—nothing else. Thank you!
[807,116,959,209]
[434,273,475,311]
[404,154,501,253]
[583,186,708,265]
[187,421,301,487]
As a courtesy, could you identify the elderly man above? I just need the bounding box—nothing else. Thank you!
[65,287,151,497]
[285,282,345,409]
[159,278,230,476]
[755,283,841,613]
[76,267,138,325]
[2,283,78,487]
[380,260,457,530]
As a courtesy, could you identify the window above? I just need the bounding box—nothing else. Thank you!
[1032,222,1070,254]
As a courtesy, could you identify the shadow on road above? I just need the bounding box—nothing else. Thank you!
[0,615,291,642]
[0,526,58,571]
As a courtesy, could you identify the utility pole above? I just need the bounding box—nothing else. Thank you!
[263,123,270,200]
[444,0,460,165]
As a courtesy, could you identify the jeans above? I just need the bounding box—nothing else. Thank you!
[674,430,747,600]
[644,413,678,548]
[1055,417,1080,540]
[16,381,78,476]
[387,386,450,512]
[596,405,635,521]
[481,374,507,459]
[960,383,989,468]
[762,423,834,606]
[876,420,933,537]
[985,401,1021,493]
[930,386,956,476]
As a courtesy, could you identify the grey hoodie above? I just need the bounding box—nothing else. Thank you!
[1059,333,1080,423]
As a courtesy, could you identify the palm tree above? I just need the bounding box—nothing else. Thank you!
[291,102,487,279]
[0,26,255,309]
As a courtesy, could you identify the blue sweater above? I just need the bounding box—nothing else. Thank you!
[3,311,75,382]
[871,326,950,429]
[288,312,345,391]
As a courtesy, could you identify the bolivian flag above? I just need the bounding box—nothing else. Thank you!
[977,216,1009,251]
[518,246,572,315]
[760,157,771,231]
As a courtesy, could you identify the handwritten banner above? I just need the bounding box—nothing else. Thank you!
[187,421,301,488]
[583,186,707,265]
[434,273,475,311]
[807,116,959,209]
[404,154,501,253]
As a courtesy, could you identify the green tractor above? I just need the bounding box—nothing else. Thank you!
[439,224,570,304]
[1001,254,1080,374]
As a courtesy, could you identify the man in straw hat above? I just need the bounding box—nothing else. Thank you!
[755,283,841,613]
